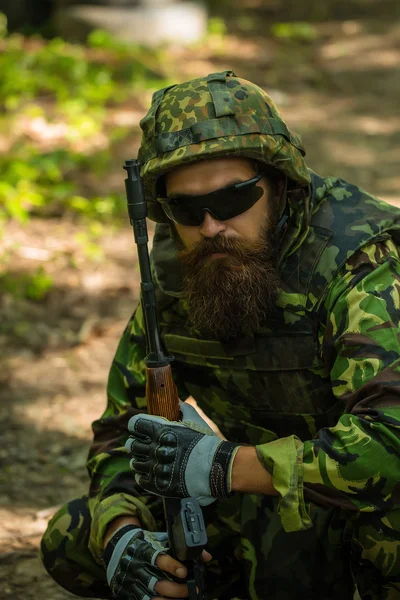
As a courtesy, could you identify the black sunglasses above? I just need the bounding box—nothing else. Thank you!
[158,173,264,226]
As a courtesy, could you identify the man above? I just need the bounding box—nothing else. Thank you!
[41,71,400,600]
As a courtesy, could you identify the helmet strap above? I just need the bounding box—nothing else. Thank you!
[277,176,289,233]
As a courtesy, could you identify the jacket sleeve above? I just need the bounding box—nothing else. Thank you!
[255,237,400,533]
[86,301,188,563]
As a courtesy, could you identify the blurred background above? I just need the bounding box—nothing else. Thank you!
[1,0,400,597]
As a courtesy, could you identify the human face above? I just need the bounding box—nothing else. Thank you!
[164,157,273,251]
[164,157,282,340]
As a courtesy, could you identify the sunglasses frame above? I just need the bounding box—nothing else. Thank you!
[158,172,264,226]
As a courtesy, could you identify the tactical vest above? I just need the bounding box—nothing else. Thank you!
[152,172,400,446]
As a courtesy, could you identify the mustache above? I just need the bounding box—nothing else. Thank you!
[177,234,267,266]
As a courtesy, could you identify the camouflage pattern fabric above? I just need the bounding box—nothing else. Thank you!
[40,497,110,598]
[41,171,400,599]
[41,495,400,599]
[137,70,311,222]
[41,70,400,597]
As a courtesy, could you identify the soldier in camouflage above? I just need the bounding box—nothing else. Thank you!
[41,71,400,600]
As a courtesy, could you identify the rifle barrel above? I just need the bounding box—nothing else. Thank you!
[124,158,208,599]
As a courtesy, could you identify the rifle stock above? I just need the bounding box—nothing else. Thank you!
[124,158,208,600]
[146,364,180,421]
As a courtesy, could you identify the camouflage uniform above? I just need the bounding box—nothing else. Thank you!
[41,72,400,599]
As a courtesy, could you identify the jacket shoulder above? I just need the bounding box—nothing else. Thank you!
[282,173,400,308]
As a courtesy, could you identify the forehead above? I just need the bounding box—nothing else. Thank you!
[165,157,255,195]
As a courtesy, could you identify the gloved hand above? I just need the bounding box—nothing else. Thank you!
[104,524,184,599]
[125,401,241,506]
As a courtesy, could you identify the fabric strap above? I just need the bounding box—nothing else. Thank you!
[140,84,176,139]
[206,70,236,117]
[103,524,140,564]
[152,116,304,156]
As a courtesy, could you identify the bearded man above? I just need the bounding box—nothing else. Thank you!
[41,71,400,600]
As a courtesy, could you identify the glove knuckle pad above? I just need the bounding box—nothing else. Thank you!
[155,462,172,480]
[160,431,177,447]
[155,444,176,463]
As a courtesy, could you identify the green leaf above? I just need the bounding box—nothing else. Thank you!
[271,22,317,42]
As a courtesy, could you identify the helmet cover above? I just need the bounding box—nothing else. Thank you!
[137,70,310,222]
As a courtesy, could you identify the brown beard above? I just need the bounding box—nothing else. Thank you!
[176,219,281,340]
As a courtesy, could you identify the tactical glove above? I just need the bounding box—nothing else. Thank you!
[104,524,169,600]
[125,401,241,506]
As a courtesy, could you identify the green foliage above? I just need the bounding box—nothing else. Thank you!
[0,16,171,230]
[74,230,105,261]
[271,22,318,42]
[0,267,54,300]
[203,16,227,54]
[0,147,128,223]
[0,29,167,110]
[207,17,227,37]
[0,12,7,39]
[0,148,83,221]
[68,193,125,218]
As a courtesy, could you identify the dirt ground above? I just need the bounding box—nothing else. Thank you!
[1,3,400,598]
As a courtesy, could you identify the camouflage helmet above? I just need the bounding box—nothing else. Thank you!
[137,70,311,222]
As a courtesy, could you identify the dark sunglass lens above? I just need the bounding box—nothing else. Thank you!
[161,174,264,225]
[179,211,204,226]
[215,184,264,220]
[163,202,204,226]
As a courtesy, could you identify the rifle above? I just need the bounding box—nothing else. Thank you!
[123,158,208,600]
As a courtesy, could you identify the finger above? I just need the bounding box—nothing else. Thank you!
[137,417,186,440]
[129,458,151,475]
[124,432,150,453]
[179,401,223,438]
[156,553,187,579]
[127,438,152,458]
[156,442,177,464]
[155,579,188,598]
[151,531,169,545]
[201,549,212,562]
[179,399,203,421]
[182,399,226,439]
[154,464,174,488]
[128,413,170,435]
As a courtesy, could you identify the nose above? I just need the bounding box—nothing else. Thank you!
[199,211,227,238]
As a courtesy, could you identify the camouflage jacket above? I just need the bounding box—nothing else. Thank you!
[86,171,400,562]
